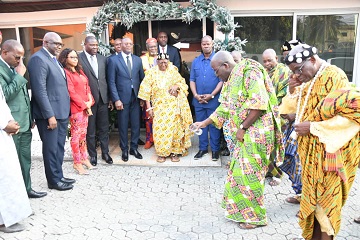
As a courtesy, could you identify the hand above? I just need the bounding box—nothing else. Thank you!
[148,109,154,119]
[108,101,114,111]
[31,121,36,129]
[236,128,245,142]
[288,74,302,94]
[197,95,208,104]
[4,120,20,135]
[47,116,57,130]
[114,100,124,110]
[139,100,145,108]
[84,101,92,109]
[294,121,310,136]
[193,121,207,130]
[14,57,27,76]
[168,85,179,97]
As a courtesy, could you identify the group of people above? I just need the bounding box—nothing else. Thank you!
[0,27,359,240]
[192,42,359,240]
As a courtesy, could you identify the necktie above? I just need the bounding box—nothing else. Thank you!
[126,55,132,78]
[162,47,165,53]
[90,55,98,78]
[53,57,65,77]
[10,67,16,74]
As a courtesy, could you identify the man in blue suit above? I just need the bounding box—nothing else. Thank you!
[28,32,74,191]
[107,37,145,162]
[157,32,181,71]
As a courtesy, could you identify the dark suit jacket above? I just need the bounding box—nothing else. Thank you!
[28,48,70,120]
[0,60,31,132]
[107,54,145,105]
[158,44,181,71]
[79,52,109,104]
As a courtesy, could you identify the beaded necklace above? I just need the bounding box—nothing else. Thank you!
[291,61,329,139]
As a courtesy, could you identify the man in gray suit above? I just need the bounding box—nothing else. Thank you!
[107,37,145,162]
[79,36,113,166]
[28,32,74,191]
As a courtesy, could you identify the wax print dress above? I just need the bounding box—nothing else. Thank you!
[210,59,283,225]
[281,66,359,239]
[138,64,193,157]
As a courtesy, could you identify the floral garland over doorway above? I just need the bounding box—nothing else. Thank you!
[86,0,246,54]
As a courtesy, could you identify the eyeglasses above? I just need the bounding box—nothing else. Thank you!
[13,55,24,61]
[67,56,78,59]
[214,62,226,76]
[46,41,64,48]
[294,58,309,75]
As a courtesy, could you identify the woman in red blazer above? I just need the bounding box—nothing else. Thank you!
[59,48,95,175]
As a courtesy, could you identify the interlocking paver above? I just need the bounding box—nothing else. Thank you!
[1,132,359,240]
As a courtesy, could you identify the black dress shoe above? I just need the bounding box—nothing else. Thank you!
[102,153,113,164]
[90,156,97,166]
[194,150,208,160]
[122,151,129,162]
[48,182,73,191]
[61,177,76,184]
[130,149,143,159]
[28,189,47,198]
[212,151,220,161]
[137,139,145,145]
[221,148,230,156]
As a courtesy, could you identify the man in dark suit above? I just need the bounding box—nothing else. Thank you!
[28,32,74,191]
[107,37,145,161]
[0,40,47,198]
[79,36,113,166]
[157,32,181,71]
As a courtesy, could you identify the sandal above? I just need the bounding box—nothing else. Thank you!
[286,195,301,204]
[269,176,282,186]
[170,154,180,162]
[354,217,360,224]
[239,223,265,229]
[156,156,166,163]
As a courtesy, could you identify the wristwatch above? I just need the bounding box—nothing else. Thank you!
[211,95,214,99]
[240,124,247,131]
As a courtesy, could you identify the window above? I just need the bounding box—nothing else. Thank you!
[297,14,357,81]
[234,16,293,60]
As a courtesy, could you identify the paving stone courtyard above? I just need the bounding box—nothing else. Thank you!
[1,131,359,240]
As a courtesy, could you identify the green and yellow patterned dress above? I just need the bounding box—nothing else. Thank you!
[210,59,283,225]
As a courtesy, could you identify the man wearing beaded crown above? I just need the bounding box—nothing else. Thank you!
[281,43,359,240]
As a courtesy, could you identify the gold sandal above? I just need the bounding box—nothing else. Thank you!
[170,154,180,162]
[156,156,166,163]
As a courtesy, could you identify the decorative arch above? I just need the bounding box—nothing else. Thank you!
[86,0,246,54]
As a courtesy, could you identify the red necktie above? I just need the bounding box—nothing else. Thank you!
[162,47,165,53]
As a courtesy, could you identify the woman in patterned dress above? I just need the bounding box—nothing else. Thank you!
[59,48,95,175]
[138,53,193,163]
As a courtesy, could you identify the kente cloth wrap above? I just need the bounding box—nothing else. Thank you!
[210,58,283,225]
[138,63,193,157]
[279,122,302,194]
[282,65,359,239]
[267,63,291,105]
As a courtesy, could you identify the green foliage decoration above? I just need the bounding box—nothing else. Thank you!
[86,0,246,54]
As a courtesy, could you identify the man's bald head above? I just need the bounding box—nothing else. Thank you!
[211,51,236,82]
[231,51,242,63]
[262,48,278,71]
[1,39,22,52]
[43,32,63,56]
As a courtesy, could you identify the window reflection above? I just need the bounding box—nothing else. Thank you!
[297,14,357,82]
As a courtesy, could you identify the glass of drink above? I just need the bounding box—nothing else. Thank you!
[189,123,203,135]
